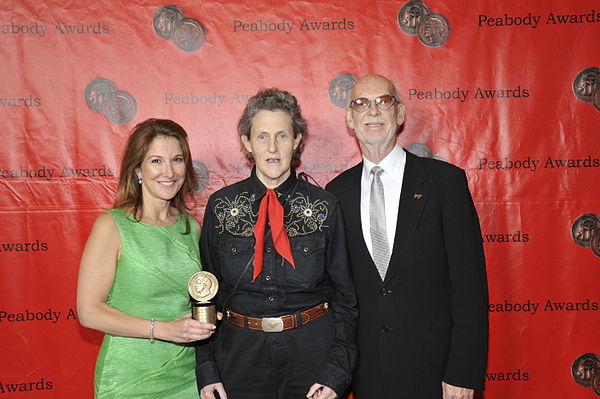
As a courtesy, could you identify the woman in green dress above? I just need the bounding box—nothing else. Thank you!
[77,119,214,398]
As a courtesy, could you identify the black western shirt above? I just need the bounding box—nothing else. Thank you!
[195,168,358,395]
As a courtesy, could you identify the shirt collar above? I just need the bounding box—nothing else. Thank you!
[250,166,298,198]
[362,143,405,178]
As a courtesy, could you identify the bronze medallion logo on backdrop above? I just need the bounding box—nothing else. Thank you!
[192,160,210,194]
[153,5,206,52]
[398,0,431,35]
[84,77,116,114]
[397,1,450,48]
[571,353,600,396]
[188,271,219,324]
[104,90,138,125]
[571,213,600,259]
[594,376,600,398]
[417,13,450,48]
[153,5,185,40]
[591,230,600,259]
[594,88,600,113]
[573,67,600,113]
[328,73,357,108]
[84,78,137,125]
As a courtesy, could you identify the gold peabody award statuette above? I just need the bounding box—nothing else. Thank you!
[188,271,218,324]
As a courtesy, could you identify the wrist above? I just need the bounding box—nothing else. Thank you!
[150,319,170,342]
[148,318,155,343]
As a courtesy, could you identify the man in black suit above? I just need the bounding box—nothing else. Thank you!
[326,74,488,399]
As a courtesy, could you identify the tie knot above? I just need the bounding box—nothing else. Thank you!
[371,166,384,178]
[265,188,278,199]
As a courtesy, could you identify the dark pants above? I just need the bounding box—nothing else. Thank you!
[215,311,334,399]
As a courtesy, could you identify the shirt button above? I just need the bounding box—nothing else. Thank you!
[265,275,271,281]
[266,247,271,253]
[231,247,237,254]
[303,247,309,253]
[268,296,275,302]
[381,326,390,333]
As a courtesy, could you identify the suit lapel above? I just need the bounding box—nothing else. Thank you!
[342,163,377,273]
[384,151,428,284]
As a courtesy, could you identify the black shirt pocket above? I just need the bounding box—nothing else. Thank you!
[216,237,254,286]
[286,235,327,289]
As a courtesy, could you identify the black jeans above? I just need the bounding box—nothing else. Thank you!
[215,310,334,399]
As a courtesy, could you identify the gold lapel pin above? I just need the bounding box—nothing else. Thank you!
[414,193,423,199]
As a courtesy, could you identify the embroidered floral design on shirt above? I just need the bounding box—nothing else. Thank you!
[285,193,329,236]
[213,191,329,237]
[214,193,257,236]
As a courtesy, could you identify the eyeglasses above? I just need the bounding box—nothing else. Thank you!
[349,94,398,112]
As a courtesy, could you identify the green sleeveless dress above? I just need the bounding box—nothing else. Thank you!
[94,209,201,398]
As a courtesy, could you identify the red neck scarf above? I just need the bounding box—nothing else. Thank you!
[253,188,295,281]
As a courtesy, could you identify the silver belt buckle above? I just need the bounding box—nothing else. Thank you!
[262,317,284,332]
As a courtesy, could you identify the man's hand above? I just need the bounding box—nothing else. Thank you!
[306,383,337,399]
[201,382,227,399]
[442,382,474,399]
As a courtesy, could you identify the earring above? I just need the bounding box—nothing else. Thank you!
[138,176,142,184]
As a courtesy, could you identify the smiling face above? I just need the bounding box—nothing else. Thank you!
[136,135,186,204]
[346,75,405,162]
[241,109,302,188]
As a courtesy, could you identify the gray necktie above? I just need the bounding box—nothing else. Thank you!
[370,166,390,280]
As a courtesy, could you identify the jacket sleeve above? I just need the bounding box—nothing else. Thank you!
[316,200,359,395]
[441,170,489,390]
[195,199,223,390]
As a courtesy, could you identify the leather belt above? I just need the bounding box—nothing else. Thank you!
[226,302,329,332]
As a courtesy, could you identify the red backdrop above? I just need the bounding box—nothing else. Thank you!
[1,0,599,397]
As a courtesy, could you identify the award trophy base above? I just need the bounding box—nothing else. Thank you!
[192,300,216,324]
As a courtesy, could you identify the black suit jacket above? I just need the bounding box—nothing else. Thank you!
[326,150,488,399]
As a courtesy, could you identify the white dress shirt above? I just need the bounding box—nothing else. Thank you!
[360,143,406,259]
